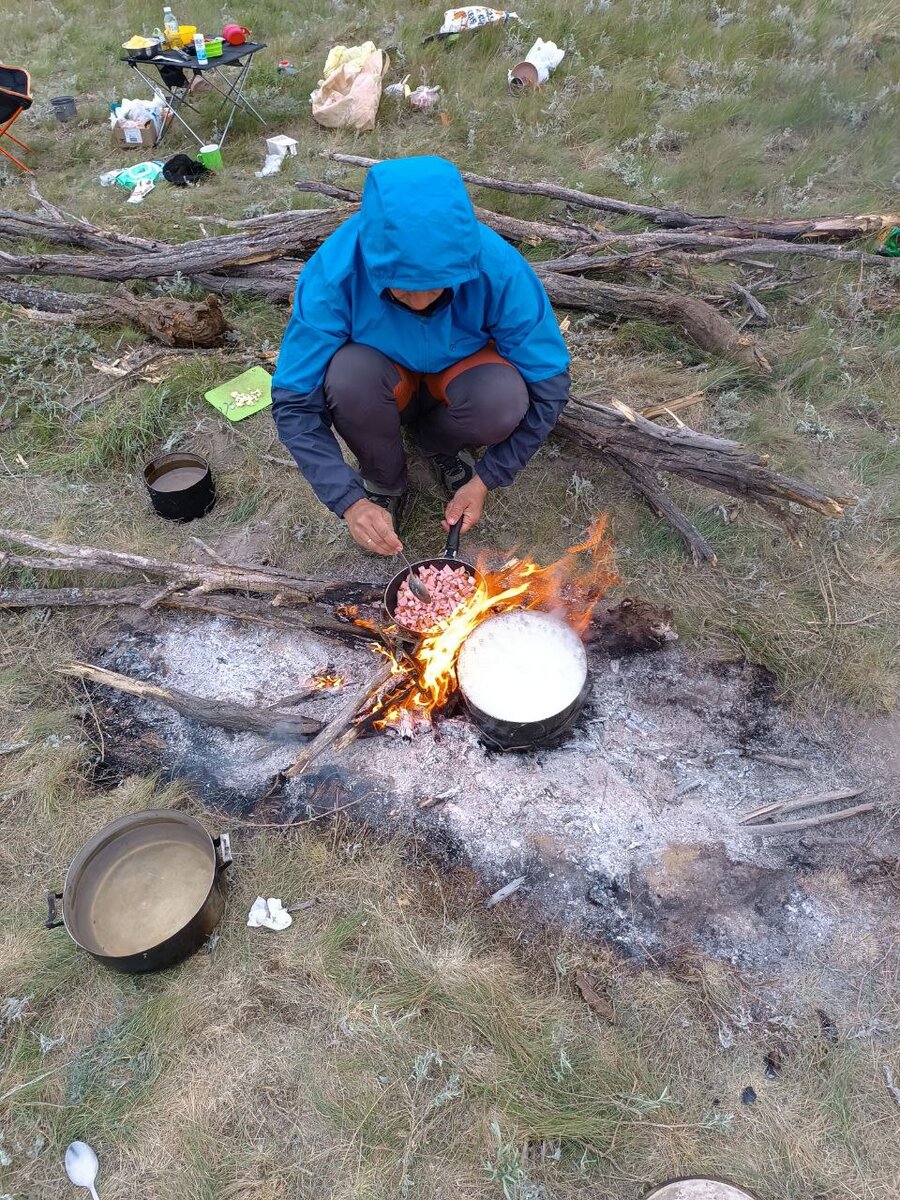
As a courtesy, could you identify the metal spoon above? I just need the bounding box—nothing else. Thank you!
[65,1141,101,1199]
[397,551,432,603]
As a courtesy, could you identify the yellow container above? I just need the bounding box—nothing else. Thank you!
[178,23,197,46]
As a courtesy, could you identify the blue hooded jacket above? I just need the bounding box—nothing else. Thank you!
[272,156,570,516]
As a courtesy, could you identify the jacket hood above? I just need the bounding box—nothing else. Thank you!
[358,156,481,292]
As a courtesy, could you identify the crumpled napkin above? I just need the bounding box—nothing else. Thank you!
[247,896,293,930]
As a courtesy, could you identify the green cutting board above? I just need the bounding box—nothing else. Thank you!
[204,367,273,422]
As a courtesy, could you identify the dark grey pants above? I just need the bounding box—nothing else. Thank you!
[324,342,529,495]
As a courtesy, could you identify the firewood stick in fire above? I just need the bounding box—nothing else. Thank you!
[284,660,394,778]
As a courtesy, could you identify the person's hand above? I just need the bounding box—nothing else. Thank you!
[344,498,403,555]
[442,475,488,534]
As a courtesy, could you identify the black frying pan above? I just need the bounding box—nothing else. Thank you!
[384,517,485,633]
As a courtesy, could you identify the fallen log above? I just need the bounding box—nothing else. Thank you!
[540,271,771,374]
[563,395,848,518]
[0,237,767,371]
[0,281,231,347]
[58,661,324,737]
[324,153,900,243]
[0,530,378,605]
[292,179,894,267]
[0,585,374,639]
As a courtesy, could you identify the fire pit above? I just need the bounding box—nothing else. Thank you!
[368,518,618,739]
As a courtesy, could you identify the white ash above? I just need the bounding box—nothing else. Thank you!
[457,610,587,722]
[100,614,900,1002]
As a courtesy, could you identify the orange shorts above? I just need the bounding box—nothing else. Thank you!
[390,343,516,412]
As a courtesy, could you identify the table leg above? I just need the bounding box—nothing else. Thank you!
[128,62,205,147]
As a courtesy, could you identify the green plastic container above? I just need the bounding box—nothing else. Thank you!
[205,37,224,57]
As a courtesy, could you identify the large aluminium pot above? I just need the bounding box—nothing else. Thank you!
[457,609,589,750]
[643,1180,761,1200]
[46,810,232,973]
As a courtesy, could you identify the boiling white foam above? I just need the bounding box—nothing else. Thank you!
[457,610,588,723]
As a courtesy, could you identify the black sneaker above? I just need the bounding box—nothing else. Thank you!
[429,450,475,497]
[364,488,409,531]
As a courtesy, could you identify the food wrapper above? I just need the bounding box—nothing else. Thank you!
[426,7,519,40]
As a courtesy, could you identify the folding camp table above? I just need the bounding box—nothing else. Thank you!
[122,41,267,148]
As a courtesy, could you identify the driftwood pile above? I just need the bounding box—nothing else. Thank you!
[1,161,887,559]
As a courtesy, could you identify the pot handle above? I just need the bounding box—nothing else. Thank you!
[214,833,233,872]
[443,517,464,561]
[45,891,64,930]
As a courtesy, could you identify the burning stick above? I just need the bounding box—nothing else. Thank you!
[266,672,346,710]
[284,660,394,778]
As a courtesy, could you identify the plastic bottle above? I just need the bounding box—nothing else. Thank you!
[193,33,208,65]
[162,6,178,44]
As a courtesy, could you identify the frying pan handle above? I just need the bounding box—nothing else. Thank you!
[443,517,464,561]
[45,891,64,930]
[214,833,233,873]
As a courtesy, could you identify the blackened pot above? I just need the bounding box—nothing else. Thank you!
[456,609,590,750]
[144,452,216,522]
[46,810,232,973]
[460,676,590,750]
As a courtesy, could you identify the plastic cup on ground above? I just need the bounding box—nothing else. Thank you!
[197,143,223,171]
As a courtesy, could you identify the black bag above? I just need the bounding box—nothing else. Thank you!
[162,153,211,187]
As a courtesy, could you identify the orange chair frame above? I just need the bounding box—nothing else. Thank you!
[0,66,33,173]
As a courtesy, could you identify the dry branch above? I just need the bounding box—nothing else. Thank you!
[541,271,771,374]
[747,802,877,836]
[58,661,324,737]
[0,584,374,639]
[324,153,899,244]
[609,453,717,566]
[0,529,378,605]
[740,786,865,824]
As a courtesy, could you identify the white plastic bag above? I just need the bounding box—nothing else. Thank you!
[311,44,389,132]
[523,38,566,82]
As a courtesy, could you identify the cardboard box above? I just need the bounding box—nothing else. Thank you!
[112,119,158,149]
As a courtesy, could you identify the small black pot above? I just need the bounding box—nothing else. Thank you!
[144,452,216,522]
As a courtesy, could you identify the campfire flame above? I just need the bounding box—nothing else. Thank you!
[311,672,345,691]
[369,517,618,730]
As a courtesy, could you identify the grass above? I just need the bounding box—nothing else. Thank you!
[2,764,899,1198]
[1,0,900,1195]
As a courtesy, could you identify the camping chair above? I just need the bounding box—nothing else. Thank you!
[0,65,33,173]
